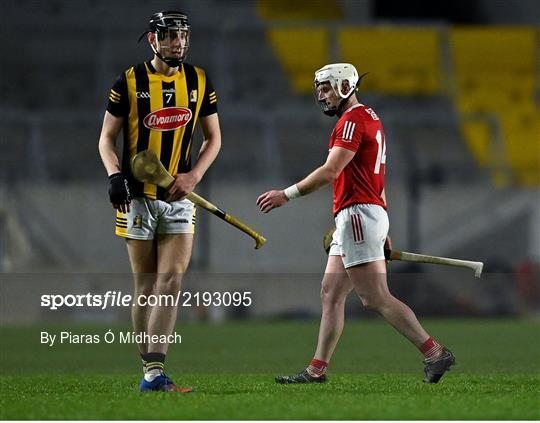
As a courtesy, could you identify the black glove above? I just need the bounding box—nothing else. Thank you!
[108,172,132,204]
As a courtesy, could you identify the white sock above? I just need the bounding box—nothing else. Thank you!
[144,369,162,382]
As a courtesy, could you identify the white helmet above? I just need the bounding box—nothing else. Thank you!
[314,63,366,116]
[314,63,359,99]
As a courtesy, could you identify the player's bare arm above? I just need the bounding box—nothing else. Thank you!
[98,111,123,175]
[256,146,355,213]
[166,113,222,201]
[98,111,131,213]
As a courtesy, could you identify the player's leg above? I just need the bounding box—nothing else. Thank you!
[342,204,454,383]
[314,255,354,363]
[138,233,193,392]
[347,260,430,345]
[117,198,159,373]
[347,259,455,383]
[146,233,193,354]
[139,199,195,392]
[125,238,157,357]
[343,204,430,344]
[276,242,353,384]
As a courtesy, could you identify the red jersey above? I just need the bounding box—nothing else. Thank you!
[329,103,387,215]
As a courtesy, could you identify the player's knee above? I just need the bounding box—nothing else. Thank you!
[155,273,182,294]
[135,284,155,298]
[359,291,391,311]
[133,278,155,297]
[320,284,346,308]
[359,293,382,310]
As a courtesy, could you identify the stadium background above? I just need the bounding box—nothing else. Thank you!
[0,1,539,420]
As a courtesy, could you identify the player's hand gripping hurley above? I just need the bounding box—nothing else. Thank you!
[131,150,266,249]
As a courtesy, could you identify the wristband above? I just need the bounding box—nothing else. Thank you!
[284,184,301,200]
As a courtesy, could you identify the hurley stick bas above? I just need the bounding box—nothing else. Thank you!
[131,149,266,249]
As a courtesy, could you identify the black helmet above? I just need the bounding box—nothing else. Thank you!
[138,11,191,68]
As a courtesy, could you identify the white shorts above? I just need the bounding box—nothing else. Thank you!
[115,197,196,240]
[329,204,389,268]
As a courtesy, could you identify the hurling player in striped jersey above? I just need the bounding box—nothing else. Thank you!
[98,11,221,393]
[257,63,455,384]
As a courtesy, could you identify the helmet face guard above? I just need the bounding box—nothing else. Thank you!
[314,81,341,116]
[139,11,191,67]
[313,63,366,116]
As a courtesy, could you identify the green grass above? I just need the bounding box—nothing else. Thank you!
[1,374,538,420]
[1,319,539,419]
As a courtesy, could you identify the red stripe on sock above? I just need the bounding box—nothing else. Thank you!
[307,358,328,377]
[420,338,436,354]
[420,337,443,359]
[310,359,328,370]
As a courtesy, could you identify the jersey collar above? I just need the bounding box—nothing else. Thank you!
[342,103,363,115]
[145,60,184,82]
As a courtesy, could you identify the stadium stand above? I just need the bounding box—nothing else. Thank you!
[450,26,539,186]
[339,27,443,95]
[267,28,331,93]
[264,24,539,186]
[257,0,343,20]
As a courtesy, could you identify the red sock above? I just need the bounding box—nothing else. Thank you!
[307,358,328,377]
[420,337,443,361]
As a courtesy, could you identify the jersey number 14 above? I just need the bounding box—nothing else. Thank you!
[374,130,386,174]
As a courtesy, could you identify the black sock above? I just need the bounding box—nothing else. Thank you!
[140,353,147,373]
[142,352,166,373]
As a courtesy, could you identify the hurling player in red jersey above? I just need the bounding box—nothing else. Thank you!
[257,63,455,384]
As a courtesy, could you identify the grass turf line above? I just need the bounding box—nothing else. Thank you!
[1,374,538,420]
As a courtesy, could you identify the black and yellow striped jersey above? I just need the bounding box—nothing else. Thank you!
[106,60,217,200]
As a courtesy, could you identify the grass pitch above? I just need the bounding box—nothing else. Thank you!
[1,319,539,419]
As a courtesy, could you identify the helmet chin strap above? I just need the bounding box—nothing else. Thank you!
[143,35,185,68]
[320,91,353,117]
[156,52,182,68]
[150,44,183,68]
[335,96,351,116]
[322,104,337,116]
